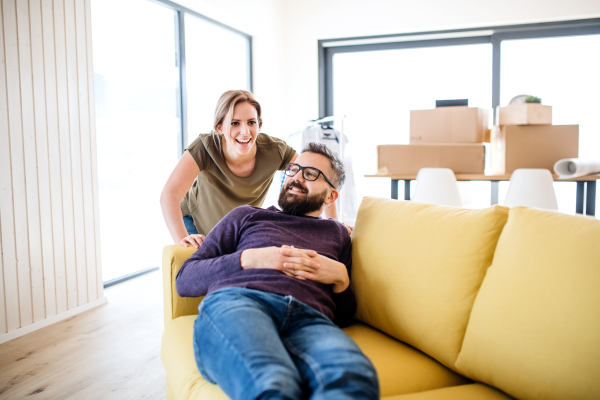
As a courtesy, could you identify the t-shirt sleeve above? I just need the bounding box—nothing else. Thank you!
[185,134,210,171]
[277,140,296,171]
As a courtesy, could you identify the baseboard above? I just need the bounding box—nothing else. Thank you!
[0,297,107,345]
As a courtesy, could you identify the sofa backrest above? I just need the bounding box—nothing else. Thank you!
[455,207,600,400]
[162,244,203,325]
[351,197,509,370]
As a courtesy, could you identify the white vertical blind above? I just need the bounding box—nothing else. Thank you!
[0,0,103,339]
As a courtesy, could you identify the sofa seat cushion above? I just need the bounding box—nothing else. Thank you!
[455,207,600,400]
[382,383,515,399]
[161,316,471,400]
[344,323,471,397]
[352,197,509,369]
[161,315,230,400]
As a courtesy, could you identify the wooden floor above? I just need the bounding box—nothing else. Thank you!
[0,270,166,399]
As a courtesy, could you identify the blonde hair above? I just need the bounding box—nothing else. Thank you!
[211,90,262,152]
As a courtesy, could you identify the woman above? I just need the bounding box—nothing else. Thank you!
[161,90,340,248]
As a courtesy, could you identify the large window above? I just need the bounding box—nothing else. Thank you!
[91,0,252,283]
[323,20,600,216]
[333,43,492,202]
[185,13,251,144]
[499,34,600,213]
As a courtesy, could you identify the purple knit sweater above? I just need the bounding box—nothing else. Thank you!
[176,205,356,327]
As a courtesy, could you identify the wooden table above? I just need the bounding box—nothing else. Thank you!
[365,173,600,216]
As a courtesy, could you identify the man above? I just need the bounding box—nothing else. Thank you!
[176,143,379,400]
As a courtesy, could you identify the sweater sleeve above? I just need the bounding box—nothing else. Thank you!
[332,235,357,328]
[175,207,249,297]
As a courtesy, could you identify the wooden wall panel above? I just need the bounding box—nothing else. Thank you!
[0,0,104,339]
[64,0,88,307]
[0,0,19,333]
[85,0,103,300]
[16,0,46,323]
[0,217,5,334]
[29,0,57,318]
[3,0,34,328]
[75,0,98,302]
[42,0,68,314]
[53,0,79,310]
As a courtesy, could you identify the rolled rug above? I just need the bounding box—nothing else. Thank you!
[554,158,600,178]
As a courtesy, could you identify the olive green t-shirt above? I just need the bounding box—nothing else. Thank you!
[180,133,295,235]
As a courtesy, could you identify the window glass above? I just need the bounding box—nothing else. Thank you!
[501,35,600,216]
[92,0,180,281]
[185,14,249,144]
[333,44,493,205]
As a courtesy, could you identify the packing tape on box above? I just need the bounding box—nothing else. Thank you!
[554,158,600,178]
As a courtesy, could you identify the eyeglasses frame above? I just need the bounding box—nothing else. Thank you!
[284,163,336,189]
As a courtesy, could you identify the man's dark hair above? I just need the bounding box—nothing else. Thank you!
[302,142,345,189]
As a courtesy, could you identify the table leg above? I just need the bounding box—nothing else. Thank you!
[490,181,499,205]
[391,179,398,200]
[586,181,596,216]
[576,182,585,214]
[404,180,411,201]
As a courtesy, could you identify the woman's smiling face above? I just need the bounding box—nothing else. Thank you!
[217,101,259,156]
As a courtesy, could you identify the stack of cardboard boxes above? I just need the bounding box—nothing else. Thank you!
[377,106,489,174]
[377,103,579,176]
[490,104,579,174]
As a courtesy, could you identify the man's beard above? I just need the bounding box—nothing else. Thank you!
[278,181,328,216]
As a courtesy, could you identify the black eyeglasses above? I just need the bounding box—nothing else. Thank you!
[285,163,336,189]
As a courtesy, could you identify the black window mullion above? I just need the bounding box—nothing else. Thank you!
[176,10,188,155]
[491,34,501,124]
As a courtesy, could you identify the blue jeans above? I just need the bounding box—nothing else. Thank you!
[183,215,198,235]
[193,287,379,400]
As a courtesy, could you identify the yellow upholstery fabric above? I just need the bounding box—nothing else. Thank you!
[352,198,509,369]
[161,315,231,400]
[162,244,203,324]
[344,323,470,397]
[455,208,600,400]
[383,384,515,400]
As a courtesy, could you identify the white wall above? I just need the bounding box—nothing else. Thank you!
[280,0,600,127]
[0,0,105,343]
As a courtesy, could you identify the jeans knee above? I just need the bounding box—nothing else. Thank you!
[252,370,303,400]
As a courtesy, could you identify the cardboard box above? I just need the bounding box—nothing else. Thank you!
[490,125,579,174]
[410,107,490,144]
[378,144,485,174]
[498,104,552,125]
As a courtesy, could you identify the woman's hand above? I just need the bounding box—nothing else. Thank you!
[179,234,206,249]
[342,223,354,235]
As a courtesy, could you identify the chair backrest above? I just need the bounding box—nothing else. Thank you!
[413,168,462,207]
[503,169,558,210]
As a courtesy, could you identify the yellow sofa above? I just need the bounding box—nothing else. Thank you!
[161,197,600,400]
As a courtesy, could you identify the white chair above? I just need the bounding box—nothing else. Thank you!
[503,169,558,210]
[412,168,462,207]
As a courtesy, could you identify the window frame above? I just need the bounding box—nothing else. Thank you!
[96,0,252,287]
[318,18,600,119]
[150,0,253,156]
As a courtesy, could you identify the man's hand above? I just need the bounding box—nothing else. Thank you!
[240,246,320,278]
[279,245,350,293]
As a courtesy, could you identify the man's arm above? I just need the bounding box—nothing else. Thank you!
[176,208,322,297]
[175,209,246,297]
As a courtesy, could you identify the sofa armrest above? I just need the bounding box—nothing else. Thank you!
[162,244,204,325]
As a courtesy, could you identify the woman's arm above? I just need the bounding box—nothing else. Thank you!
[160,150,200,243]
[324,201,338,220]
